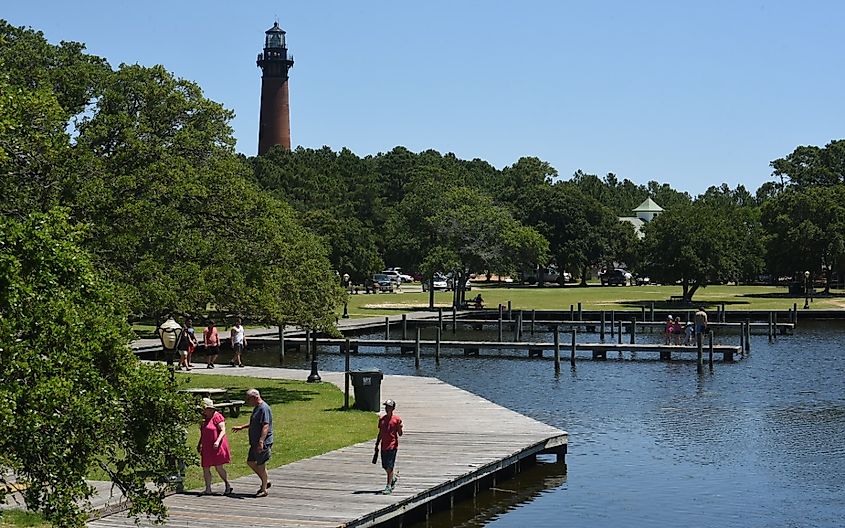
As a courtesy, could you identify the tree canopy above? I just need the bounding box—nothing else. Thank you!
[0,210,194,528]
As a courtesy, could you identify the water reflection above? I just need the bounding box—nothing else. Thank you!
[419,459,567,528]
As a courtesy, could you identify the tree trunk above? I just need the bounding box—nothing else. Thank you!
[687,283,701,301]
[580,265,589,286]
[682,278,690,302]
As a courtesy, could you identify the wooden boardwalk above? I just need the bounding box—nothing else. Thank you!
[88,368,567,528]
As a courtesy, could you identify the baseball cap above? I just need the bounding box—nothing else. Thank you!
[383,399,396,408]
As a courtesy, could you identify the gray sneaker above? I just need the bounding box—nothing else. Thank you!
[382,485,392,495]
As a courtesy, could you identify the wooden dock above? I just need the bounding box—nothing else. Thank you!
[88,368,567,528]
[261,337,744,363]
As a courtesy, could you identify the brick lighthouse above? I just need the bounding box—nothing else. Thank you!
[256,22,294,154]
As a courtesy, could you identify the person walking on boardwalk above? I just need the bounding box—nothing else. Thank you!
[233,389,273,497]
[197,398,232,495]
[230,317,246,367]
[184,318,198,368]
[203,320,220,368]
[177,317,195,371]
[694,307,709,338]
[375,399,403,495]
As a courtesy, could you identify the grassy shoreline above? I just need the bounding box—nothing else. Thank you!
[342,283,845,317]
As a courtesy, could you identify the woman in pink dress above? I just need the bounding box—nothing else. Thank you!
[197,398,232,495]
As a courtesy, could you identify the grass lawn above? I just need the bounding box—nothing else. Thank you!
[0,511,48,528]
[342,283,845,317]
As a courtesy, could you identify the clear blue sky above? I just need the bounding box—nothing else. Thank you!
[6,1,844,194]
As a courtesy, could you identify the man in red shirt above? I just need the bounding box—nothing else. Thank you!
[375,399,403,495]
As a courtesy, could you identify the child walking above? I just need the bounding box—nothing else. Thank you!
[375,399,403,495]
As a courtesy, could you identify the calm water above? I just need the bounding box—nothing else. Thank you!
[242,320,845,528]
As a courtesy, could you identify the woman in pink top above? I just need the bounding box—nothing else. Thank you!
[203,320,220,368]
[197,398,232,495]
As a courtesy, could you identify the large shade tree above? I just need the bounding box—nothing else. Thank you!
[0,210,194,528]
[641,203,743,301]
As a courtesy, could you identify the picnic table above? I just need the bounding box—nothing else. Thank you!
[178,388,245,417]
[178,387,228,398]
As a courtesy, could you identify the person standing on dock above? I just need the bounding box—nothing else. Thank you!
[664,315,674,345]
[694,307,709,337]
[233,389,274,497]
[204,320,220,368]
[375,399,403,495]
[230,317,246,367]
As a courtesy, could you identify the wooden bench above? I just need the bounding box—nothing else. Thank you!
[213,399,245,417]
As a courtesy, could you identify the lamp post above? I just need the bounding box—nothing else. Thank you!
[803,270,810,309]
[342,273,350,319]
[307,329,321,382]
[158,316,183,381]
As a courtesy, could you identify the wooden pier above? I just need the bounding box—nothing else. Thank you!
[88,368,567,528]
[261,336,744,363]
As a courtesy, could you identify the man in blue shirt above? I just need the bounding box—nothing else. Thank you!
[233,388,274,496]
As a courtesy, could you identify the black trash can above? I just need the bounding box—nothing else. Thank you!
[349,369,383,411]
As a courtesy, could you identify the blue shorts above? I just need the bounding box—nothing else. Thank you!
[381,449,397,470]
[695,324,707,334]
[247,444,272,465]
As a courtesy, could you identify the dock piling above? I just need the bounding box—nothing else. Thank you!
[452,306,457,334]
[435,327,441,365]
[610,310,615,337]
[531,309,536,335]
[768,311,774,342]
[577,302,582,321]
[570,328,577,367]
[507,301,512,320]
[696,332,703,373]
[498,305,504,341]
[415,328,421,369]
[554,326,560,373]
[708,331,714,371]
[617,320,623,344]
[570,304,574,321]
[385,317,390,340]
[630,318,636,344]
[600,310,606,340]
[402,314,408,340]
[650,302,654,322]
[438,308,443,331]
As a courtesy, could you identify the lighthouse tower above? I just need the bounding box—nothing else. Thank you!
[256,22,294,154]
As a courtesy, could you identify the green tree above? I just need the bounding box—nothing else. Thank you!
[0,210,194,528]
[770,140,845,188]
[760,187,845,293]
[641,204,741,301]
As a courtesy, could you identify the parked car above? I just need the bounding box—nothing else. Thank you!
[380,270,403,284]
[422,274,449,291]
[371,274,396,292]
[385,267,414,283]
[634,275,651,286]
[523,266,571,285]
[600,268,631,286]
